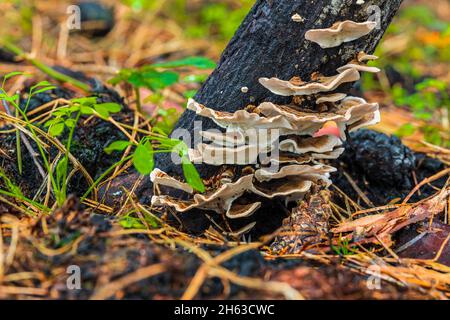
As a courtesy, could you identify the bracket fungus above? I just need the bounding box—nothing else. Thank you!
[187,98,294,130]
[357,52,379,63]
[316,93,347,104]
[151,47,381,237]
[279,135,342,155]
[305,20,377,49]
[336,63,380,74]
[259,68,360,96]
[151,168,194,194]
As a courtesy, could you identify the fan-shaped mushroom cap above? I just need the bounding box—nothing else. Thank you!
[254,164,335,183]
[311,147,345,159]
[336,97,381,137]
[227,202,261,219]
[316,93,347,104]
[252,164,334,200]
[151,164,334,219]
[259,68,360,96]
[261,153,314,166]
[257,103,334,136]
[200,130,246,147]
[227,222,257,237]
[189,143,262,165]
[187,98,294,130]
[305,20,377,49]
[151,174,255,214]
[261,147,344,165]
[357,52,379,63]
[150,168,194,194]
[337,63,380,74]
[200,128,280,148]
[279,135,342,155]
[192,130,342,166]
[257,96,380,139]
[253,179,313,200]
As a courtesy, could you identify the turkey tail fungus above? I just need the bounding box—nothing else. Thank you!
[106,0,404,236]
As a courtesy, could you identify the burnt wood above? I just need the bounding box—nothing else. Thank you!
[113,0,404,203]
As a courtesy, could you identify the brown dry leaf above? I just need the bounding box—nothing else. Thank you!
[331,188,450,244]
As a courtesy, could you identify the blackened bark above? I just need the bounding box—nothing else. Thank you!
[156,0,402,174]
[112,0,404,204]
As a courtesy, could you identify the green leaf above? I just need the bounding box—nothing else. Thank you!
[0,168,23,197]
[49,122,65,137]
[32,86,57,95]
[93,104,110,119]
[67,105,81,113]
[3,71,28,81]
[1,93,19,103]
[133,141,155,175]
[396,123,416,137]
[108,75,124,86]
[183,74,209,83]
[30,81,55,93]
[128,69,179,91]
[96,102,122,113]
[80,106,94,115]
[183,90,198,99]
[416,78,447,91]
[104,140,131,154]
[119,216,146,229]
[65,118,77,128]
[152,56,216,69]
[181,156,205,193]
[56,157,68,187]
[413,111,433,120]
[44,118,61,128]
[72,97,97,106]
[51,110,68,117]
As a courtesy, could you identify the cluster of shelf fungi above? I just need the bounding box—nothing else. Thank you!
[150,20,383,236]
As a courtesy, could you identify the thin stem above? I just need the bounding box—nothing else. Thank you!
[2,98,46,178]
[61,111,82,205]
[135,87,142,114]
[15,107,22,175]
[2,89,60,197]
[1,40,91,92]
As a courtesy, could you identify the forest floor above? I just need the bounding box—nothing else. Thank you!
[0,0,449,299]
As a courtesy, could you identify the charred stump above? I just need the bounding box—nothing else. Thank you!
[154,0,403,178]
[107,0,404,235]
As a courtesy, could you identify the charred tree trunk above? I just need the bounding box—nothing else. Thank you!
[111,0,404,204]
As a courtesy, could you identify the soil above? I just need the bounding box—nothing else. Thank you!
[2,195,428,300]
[0,82,132,199]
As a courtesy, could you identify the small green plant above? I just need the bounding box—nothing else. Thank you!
[394,79,449,147]
[331,236,359,256]
[109,56,215,114]
[0,167,24,199]
[1,73,63,204]
[43,97,123,205]
[1,72,125,207]
[119,212,158,229]
[0,168,49,215]
[104,131,205,193]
